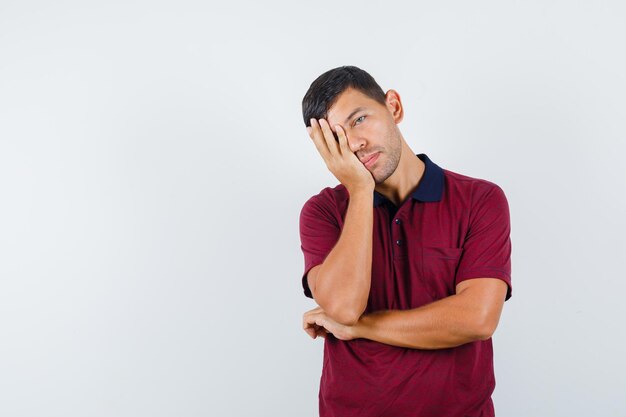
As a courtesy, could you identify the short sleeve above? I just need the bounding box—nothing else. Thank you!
[298,196,341,299]
[455,184,513,301]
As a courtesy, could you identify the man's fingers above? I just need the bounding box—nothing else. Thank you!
[303,312,320,330]
[304,323,329,339]
[303,306,328,339]
[303,319,317,338]
[335,124,350,154]
[303,313,324,327]
[316,327,329,338]
[303,310,328,339]
[318,118,341,156]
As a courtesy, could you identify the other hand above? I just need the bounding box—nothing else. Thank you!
[302,305,358,341]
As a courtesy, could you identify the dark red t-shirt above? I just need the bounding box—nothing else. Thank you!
[299,153,512,417]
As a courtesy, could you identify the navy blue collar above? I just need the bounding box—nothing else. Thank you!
[373,153,444,206]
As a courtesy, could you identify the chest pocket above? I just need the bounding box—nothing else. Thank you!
[421,246,464,300]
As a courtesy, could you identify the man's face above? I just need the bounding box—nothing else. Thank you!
[325,87,402,184]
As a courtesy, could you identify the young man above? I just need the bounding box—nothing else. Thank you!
[299,65,512,417]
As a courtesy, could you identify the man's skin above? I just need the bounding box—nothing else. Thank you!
[302,87,508,350]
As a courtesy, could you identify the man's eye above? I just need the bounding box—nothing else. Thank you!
[354,115,365,125]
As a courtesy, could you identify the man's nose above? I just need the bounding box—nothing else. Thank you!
[348,134,366,153]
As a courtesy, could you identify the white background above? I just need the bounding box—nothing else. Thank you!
[1,1,625,416]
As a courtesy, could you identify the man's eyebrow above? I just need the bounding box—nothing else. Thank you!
[344,107,367,124]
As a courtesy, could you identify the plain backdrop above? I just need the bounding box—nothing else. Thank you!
[1,1,625,416]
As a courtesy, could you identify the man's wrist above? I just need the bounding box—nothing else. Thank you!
[352,313,373,339]
[346,186,374,199]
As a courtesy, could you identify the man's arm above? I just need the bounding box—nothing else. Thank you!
[304,182,513,345]
[307,188,373,326]
[302,118,376,326]
[352,278,508,349]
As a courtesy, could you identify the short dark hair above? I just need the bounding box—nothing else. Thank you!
[301,65,387,127]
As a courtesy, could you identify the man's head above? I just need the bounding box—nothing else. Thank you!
[301,66,387,127]
[301,65,405,184]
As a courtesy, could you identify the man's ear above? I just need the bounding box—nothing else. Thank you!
[385,89,404,124]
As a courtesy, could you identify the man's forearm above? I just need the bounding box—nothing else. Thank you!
[353,291,495,350]
[316,188,373,325]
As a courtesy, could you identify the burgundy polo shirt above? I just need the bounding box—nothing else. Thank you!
[299,153,512,417]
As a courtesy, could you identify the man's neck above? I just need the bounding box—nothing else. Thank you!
[375,145,425,207]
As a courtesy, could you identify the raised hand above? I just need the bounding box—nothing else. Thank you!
[307,118,374,194]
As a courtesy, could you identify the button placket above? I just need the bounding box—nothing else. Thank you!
[389,207,407,258]
[394,218,403,247]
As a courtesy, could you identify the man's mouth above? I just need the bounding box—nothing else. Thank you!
[362,152,380,167]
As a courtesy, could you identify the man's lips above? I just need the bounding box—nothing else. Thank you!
[361,152,379,164]
[362,152,380,167]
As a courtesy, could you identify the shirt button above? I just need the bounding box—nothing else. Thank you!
[395,218,402,224]
[396,239,403,246]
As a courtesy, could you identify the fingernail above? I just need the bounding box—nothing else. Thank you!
[306,127,312,134]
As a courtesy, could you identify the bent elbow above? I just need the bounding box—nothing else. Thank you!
[476,326,495,341]
[475,315,499,340]
[327,304,364,327]
[316,288,367,327]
